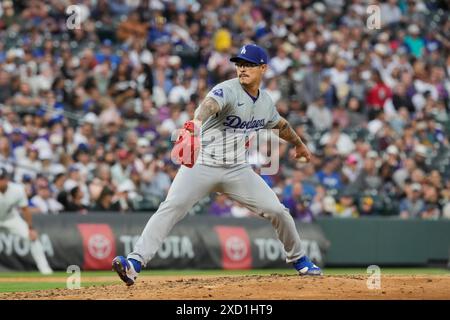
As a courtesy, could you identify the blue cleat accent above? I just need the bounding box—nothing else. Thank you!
[112,256,141,286]
[128,258,142,272]
[293,256,323,276]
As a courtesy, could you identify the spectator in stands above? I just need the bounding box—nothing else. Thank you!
[92,186,121,212]
[321,195,337,217]
[282,182,304,217]
[359,196,377,216]
[117,11,148,43]
[140,159,171,205]
[30,179,64,214]
[319,121,355,156]
[334,191,359,218]
[421,203,441,220]
[422,182,441,214]
[89,163,114,202]
[307,96,332,131]
[379,145,401,187]
[64,186,88,214]
[295,196,314,223]
[366,70,392,120]
[404,24,426,58]
[315,157,343,193]
[347,152,383,195]
[168,77,194,105]
[428,170,443,190]
[400,183,426,219]
[40,148,65,179]
[51,172,66,199]
[208,193,232,217]
[341,154,361,185]
[412,144,430,172]
[0,0,447,218]
[111,149,132,186]
[14,144,41,181]
[115,179,137,212]
[270,46,292,76]
[393,158,417,189]
[301,56,324,106]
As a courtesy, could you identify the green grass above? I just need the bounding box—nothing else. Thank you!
[0,268,448,293]
[0,267,448,278]
[0,282,115,293]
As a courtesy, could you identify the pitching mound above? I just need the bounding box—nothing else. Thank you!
[1,274,449,300]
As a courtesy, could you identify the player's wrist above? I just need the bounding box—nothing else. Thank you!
[294,139,304,147]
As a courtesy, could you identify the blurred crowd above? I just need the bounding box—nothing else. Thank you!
[0,0,449,220]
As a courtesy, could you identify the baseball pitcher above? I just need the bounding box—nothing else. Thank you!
[113,44,322,286]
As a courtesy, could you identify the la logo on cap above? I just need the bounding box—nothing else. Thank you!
[240,46,246,54]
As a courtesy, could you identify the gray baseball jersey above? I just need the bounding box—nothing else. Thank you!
[0,182,28,221]
[128,78,305,267]
[0,182,54,274]
[196,78,281,166]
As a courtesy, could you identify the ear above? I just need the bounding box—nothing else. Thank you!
[260,64,268,74]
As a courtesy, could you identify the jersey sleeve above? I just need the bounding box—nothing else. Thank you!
[204,84,236,111]
[264,97,282,129]
[17,185,29,208]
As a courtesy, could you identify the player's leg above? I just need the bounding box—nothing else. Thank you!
[128,164,221,265]
[222,165,303,262]
[0,215,53,275]
[222,165,321,275]
[113,164,221,285]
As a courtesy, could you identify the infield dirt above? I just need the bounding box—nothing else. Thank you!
[1,274,449,300]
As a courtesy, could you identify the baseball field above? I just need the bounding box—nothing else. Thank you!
[0,268,449,300]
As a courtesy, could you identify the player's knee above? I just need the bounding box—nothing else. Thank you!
[163,197,192,214]
[259,202,289,217]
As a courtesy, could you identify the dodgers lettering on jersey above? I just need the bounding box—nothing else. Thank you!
[195,78,281,166]
[223,115,265,130]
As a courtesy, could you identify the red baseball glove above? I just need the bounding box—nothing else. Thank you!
[170,121,201,168]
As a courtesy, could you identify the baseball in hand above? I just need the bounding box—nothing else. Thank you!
[298,156,307,163]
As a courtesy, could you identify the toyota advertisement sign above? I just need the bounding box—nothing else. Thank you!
[0,214,329,271]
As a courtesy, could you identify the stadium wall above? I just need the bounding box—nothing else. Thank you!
[0,214,449,271]
[0,214,329,271]
[316,217,450,267]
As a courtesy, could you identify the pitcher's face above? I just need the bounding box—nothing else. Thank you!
[235,61,267,87]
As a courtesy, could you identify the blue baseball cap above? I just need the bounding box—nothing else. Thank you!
[230,44,269,65]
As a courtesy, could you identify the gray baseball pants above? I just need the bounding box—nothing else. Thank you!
[128,163,304,265]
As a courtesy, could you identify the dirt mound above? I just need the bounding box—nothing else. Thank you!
[2,274,449,300]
